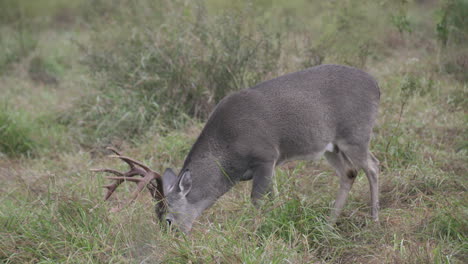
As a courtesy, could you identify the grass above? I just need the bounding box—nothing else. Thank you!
[0,0,467,263]
[0,104,38,157]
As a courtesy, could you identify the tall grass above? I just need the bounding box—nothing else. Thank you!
[0,0,467,263]
[61,0,283,146]
[0,104,37,157]
[61,0,401,146]
[0,102,68,157]
[436,0,468,81]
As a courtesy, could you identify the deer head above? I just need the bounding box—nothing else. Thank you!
[91,147,208,233]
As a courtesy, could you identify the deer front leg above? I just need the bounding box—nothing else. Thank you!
[250,161,276,207]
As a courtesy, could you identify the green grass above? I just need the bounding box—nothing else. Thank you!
[0,0,467,263]
[0,104,38,157]
[0,101,69,158]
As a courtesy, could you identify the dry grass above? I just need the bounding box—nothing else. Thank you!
[1,0,467,263]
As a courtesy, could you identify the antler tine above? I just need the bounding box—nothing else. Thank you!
[106,146,122,156]
[102,181,124,201]
[108,155,155,173]
[91,147,165,213]
[105,176,145,182]
[114,173,158,212]
[105,147,160,178]
[91,166,149,201]
[90,168,124,176]
[106,146,136,169]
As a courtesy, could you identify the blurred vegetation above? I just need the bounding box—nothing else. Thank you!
[1,0,465,150]
[0,103,37,157]
[436,0,468,81]
[62,1,283,146]
[0,0,467,263]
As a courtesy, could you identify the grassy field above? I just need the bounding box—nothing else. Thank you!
[0,0,467,263]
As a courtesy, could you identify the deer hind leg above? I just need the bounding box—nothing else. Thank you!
[365,152,380,221]
[325,149,357,224]
[336,144,380,222]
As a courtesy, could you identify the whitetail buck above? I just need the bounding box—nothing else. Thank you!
[92,64,380,233]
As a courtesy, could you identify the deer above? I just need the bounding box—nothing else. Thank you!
[92,64,381,234]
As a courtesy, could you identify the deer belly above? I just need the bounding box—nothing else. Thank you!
[278,142,334,164]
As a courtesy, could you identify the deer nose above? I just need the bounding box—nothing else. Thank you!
[166,218,172,226]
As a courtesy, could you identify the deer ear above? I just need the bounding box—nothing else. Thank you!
[162,168,178,193]
[178,170,192,196]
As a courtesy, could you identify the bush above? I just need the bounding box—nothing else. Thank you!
[61,0,410,147]
[436,0,468,47]
[85,1,281,118]
[315,0,381,67]
[436,0,468,81]
[63,0,282,146]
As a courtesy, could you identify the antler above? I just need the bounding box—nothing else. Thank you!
[91,147,165,214]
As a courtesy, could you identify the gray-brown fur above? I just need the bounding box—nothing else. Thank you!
[161,64,380,233]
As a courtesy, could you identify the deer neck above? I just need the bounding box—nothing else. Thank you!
[180,136,236,204]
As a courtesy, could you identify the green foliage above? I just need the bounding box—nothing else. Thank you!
[0,104,38,157]
[63,0,281,145]
[85,1,281,117]
[391,14,412,35]
[0,0,90,28]
[0,193,125,263]
[0,27,38,74]
[58,87,168,147]
[427,202,468,242]
[377,74,424,169]
[316,0,381,67]
[0,102,67,157]
[436,0,468,46]
[258,199,347,257]
[401,74,422,97]
[390,0,413,35]
[436,0,468,81]
[28,56,61,84]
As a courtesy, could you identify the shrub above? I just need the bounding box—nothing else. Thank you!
[315,0,381,68]
[436,0,468,81]
[85,1,281,118]
[63,0,281,146]
[436,0,468,47]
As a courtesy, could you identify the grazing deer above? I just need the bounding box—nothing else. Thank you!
[92,64,380,233]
